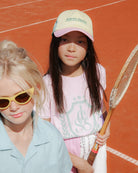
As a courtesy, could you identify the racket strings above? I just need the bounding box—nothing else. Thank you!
[109,46,138,108]
[87,45,138,165]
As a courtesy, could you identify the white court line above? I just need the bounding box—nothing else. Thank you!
[107,146,138,166]
[0,0,126,34]
[0,0,44,10]
[0,17,57,34]
[83,0,126,12]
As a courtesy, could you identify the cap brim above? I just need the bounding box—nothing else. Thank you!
[54,27,94,41]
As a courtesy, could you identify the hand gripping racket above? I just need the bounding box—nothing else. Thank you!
[87,45,138,165]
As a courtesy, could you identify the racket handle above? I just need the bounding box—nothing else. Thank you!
[87,142,99,165]
[87,109,113,165]
[100,109,113,135]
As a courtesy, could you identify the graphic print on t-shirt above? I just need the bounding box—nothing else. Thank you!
[57,95,103,139]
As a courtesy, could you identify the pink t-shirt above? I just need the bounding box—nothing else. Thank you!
[40,64,106,140]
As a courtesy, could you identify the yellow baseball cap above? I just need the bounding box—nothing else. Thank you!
[53,9,94,41]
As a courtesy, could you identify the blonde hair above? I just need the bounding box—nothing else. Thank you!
[0,40,46,119]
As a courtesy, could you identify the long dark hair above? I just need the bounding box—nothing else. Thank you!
[45,35,106,114]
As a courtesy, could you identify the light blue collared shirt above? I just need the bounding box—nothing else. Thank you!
[0,115,72,173]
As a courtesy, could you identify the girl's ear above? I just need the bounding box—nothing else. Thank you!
[33,83,41,96]
[36,83,41,90]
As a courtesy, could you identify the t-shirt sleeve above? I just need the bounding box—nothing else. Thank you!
[97,63,106,90]
[39,75,52,119]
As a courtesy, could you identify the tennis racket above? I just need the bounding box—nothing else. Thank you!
[87,45,138,165]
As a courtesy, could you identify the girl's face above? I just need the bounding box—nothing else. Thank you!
[0,77,34,129]
[58,31,88,76]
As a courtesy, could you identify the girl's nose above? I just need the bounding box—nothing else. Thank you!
[67,42,76,52]
[9,101,19,112]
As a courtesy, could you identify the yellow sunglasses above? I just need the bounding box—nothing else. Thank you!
[0,87,34,110]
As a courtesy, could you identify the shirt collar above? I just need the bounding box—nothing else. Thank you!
[0,113,50,151]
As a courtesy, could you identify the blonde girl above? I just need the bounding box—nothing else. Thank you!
[0,40,72,173]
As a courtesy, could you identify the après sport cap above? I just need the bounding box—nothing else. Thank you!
[53,9,94,41]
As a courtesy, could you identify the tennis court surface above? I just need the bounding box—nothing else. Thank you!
[0,0,138,172]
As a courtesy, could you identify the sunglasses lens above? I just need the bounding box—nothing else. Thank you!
[0,88,33,109]
[0,99,9,108]
[15,92,30,103]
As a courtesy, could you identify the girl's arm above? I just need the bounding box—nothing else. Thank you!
[69,153,94,173]
[96,122,110,147]
[95,101,110,147]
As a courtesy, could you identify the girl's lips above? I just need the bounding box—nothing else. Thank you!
[11,112,23,118]
[66,55,75,58]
